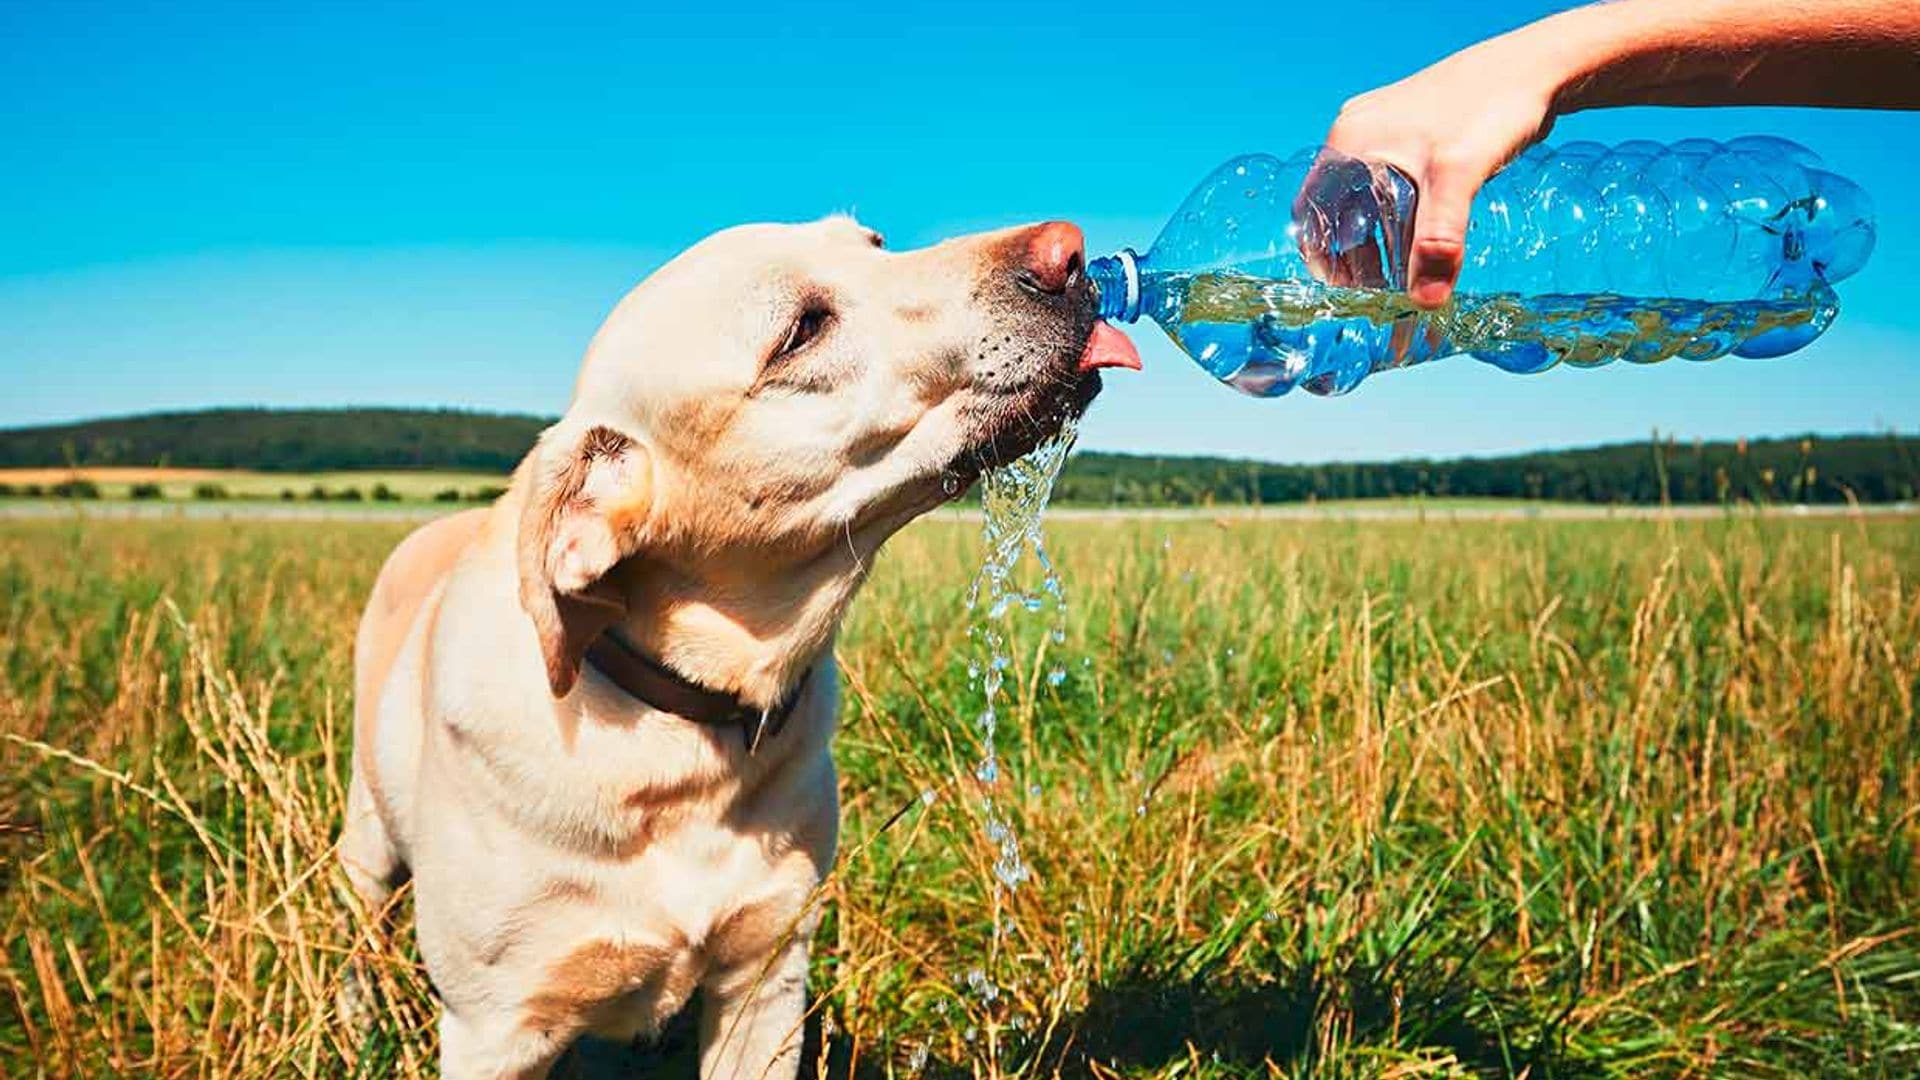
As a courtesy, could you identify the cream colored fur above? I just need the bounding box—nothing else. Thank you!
[342,217,1102,1079]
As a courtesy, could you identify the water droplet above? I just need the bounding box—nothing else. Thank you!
[1046,666,1066,686]
[994,848,1030,889]
[958,418,1080,945]
[920,788,938,806]
[1027,783,1043,798]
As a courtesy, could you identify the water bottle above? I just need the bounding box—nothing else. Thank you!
[1087,137,1876,398]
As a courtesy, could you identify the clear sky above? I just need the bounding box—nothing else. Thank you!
[3,0,1915,462]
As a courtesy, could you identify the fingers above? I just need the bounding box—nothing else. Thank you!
[1406,153,1481,308]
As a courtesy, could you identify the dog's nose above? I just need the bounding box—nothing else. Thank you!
[1018,221,1085,295]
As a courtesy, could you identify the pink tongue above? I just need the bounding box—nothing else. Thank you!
[1076,321,1142,373]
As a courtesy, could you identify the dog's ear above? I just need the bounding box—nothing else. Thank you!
[517,423,655,697]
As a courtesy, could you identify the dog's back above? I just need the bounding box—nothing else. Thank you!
[353,508,488,757]
[343,508,489,899]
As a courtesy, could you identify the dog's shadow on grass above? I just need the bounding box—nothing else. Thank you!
[550,952,1574,1079]
[1053,961,1570,1078]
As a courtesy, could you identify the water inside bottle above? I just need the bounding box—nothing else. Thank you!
[1167,271,1838,397]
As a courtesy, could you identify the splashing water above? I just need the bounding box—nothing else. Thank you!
[966,415,1078,895]
[955,414,1079,1050]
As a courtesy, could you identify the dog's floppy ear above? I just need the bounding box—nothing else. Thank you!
[517,423,655,697]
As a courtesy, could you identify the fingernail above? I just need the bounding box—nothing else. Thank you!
[1409,243,1461,306]
[1410,277,1451,308]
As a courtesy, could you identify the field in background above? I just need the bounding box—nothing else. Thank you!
[3,513,1918,1077]
[0,467,508,502]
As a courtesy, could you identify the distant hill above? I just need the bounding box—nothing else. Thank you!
[0,408,549,473]
[2,408,1915,506]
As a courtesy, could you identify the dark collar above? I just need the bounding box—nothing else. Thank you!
[584,627,810,754]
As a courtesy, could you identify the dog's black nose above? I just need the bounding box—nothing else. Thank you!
[1017,220,1085,296]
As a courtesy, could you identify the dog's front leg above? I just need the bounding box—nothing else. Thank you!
[698,937,810,1080]
[439,1006,565,1080]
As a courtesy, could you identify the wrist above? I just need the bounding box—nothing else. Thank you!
[1444,7,1609,125]
[1509,2,1655,116]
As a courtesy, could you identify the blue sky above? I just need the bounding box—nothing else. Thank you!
[3,0,1915,462]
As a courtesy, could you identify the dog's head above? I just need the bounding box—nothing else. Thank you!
[516,217,1139,696]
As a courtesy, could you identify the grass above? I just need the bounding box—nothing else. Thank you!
[0,467,507,501]
[2,510,1917,1077]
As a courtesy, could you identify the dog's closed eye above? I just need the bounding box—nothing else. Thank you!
[773,303,832,362]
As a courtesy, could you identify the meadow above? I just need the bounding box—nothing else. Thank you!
[2,510,1917,1078]
[0,468,508,503]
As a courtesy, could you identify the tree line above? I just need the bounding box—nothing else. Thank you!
[2,408,1914,506]
[0,407,546,473]
[1058,435,1918,506]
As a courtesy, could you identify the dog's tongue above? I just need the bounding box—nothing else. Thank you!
[1077,321,1142,374]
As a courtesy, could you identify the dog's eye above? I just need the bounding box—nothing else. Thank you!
[775,305,831,360]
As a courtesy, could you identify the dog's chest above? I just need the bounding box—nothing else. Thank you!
[516,818,820,1040]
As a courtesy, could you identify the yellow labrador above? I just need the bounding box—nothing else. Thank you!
[341,217,1139,1079]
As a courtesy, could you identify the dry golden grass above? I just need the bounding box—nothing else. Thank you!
[3,512,1917,1078]
[0,467,235,485]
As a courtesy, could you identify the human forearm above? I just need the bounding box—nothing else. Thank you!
[1536,0,1920,112]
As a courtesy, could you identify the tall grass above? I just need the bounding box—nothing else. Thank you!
[3,513,1917,1077]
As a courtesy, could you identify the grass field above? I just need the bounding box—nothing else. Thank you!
[0,467,508,502]
[3,511,1918,1077]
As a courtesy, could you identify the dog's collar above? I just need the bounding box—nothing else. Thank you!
[584,628,810,754]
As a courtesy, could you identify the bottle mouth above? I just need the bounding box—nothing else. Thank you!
[1087,249,1142,322]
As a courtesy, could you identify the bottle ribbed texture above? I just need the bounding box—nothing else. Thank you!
[1090,137,1875,398]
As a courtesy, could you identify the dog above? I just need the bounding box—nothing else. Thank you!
[341,216,1140,1079]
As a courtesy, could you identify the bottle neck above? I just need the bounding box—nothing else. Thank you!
[1087,249,1142,323]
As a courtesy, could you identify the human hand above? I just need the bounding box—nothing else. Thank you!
[1314,33,1566,307]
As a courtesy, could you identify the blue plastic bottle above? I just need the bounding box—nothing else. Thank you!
[1087,137,1876,398]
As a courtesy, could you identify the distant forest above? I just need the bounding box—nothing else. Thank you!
[2,407,1915,506]
[0,408,547,473]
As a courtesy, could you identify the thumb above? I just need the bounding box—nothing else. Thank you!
[1406,156,1482,309]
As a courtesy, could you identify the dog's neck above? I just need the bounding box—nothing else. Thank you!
[610,543,872,709]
